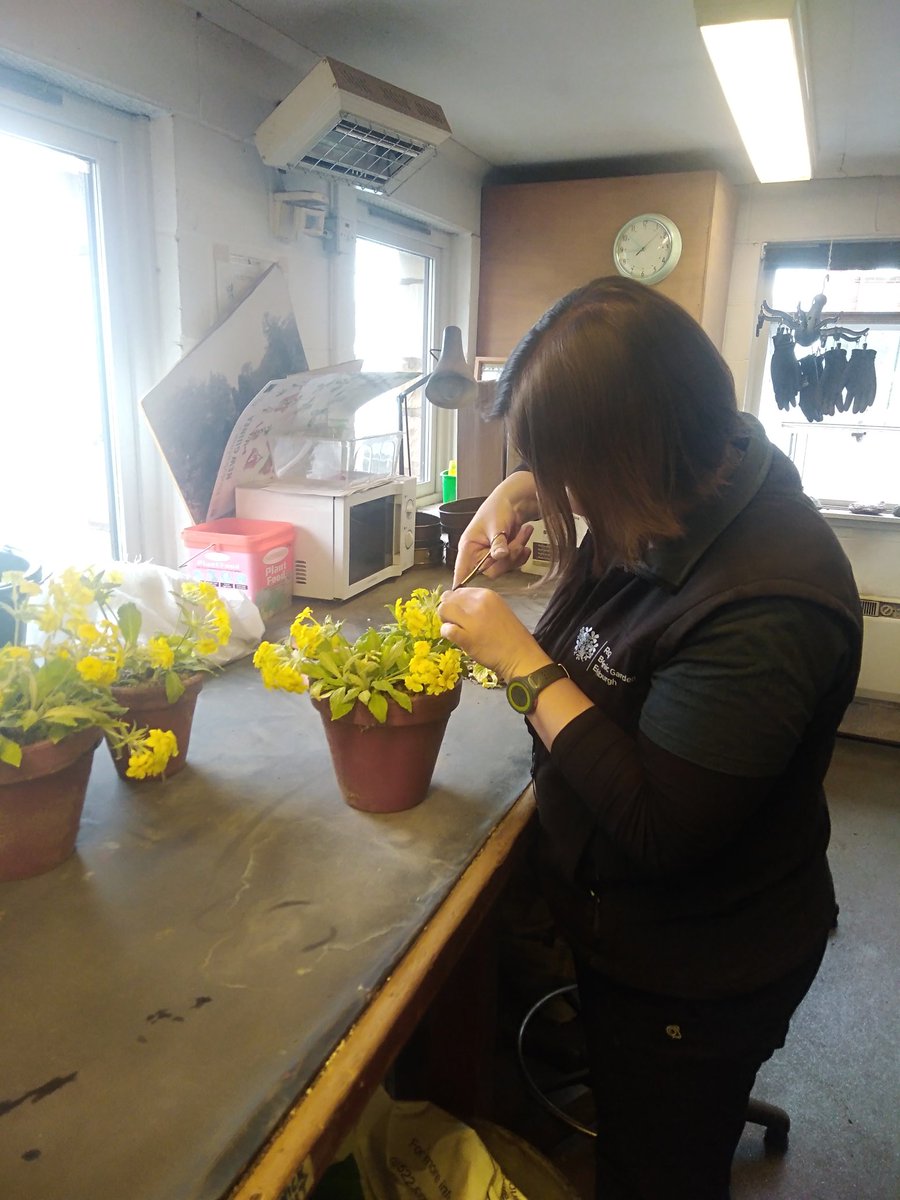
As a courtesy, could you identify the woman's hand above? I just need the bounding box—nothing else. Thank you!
[452,472,539,587]
[438,586,551,682]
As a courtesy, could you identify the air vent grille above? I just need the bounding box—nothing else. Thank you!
[294,560,308,586]
[301,114,433,191]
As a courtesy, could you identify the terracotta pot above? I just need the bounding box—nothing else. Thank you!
[107,672,205,780]
[0,726,102,881]
[311,683,462,813]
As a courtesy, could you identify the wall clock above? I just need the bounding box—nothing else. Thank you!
[613,213,682,284]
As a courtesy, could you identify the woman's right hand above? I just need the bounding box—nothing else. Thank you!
[451,471,539,586]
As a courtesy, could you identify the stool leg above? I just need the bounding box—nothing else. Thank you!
[745,1097,790,1151]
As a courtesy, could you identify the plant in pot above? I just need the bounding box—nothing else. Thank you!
[253,586,495,813]
[0,568,181,880]
[78,574,231,780]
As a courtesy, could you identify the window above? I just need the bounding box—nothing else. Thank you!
[353,215,453,501]
[0,79,159,570]
[755,242,900,508]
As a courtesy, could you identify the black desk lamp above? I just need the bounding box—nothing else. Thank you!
[395,326,478,475]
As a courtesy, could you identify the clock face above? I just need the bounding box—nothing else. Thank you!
[613,213,682,284]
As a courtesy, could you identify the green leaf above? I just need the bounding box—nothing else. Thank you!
[379,683,412,710]
[117,601,142,646]
[0,735,23,768]
[41,705,104,726]
[367,692,388,723]
[34,657,73,701]
[317,650,343,676]
[329,693,356,720]
[164,671,185,704]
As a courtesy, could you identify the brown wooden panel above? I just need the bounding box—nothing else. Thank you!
[476,171,736,358]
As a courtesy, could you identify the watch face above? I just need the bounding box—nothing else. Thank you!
[506,678,534,714]
[613,213,682,284]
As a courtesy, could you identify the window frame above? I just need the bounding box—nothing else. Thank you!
[0,81,166,562]
[750,246,900,509]
[354,212,455,504]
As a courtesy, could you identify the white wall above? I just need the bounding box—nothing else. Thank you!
[721,177,900,700]
[0,0,489,560]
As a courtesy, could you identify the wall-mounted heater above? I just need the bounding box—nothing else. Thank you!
[857,595,900,702]
[254,57,452,195]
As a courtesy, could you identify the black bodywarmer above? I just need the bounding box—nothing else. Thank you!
[531,443,863,997]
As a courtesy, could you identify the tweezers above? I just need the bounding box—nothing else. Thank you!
[455,548,494,588]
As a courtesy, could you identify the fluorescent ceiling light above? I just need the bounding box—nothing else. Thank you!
[695,1,812,183]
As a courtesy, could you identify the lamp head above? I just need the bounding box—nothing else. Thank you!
[424,326,478,409]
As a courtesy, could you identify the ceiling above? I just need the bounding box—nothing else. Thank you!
[217,0,900,186]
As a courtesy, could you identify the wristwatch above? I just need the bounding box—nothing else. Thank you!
[506,663,569,714]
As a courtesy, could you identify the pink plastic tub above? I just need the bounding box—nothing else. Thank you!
[181,518,294,620]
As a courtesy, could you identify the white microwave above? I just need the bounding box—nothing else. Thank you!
[235,475,417,600]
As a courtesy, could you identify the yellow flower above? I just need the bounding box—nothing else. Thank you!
[253,642,308,694]
[396,591,442,640]
[126,728,179,779]
[2,645,32,661]
[59,568,96,608]
[76,655,118,686]
[36,608,62,633]
[147,637,175,670]
[209,603,231,645]
[182,580,217,603]
[290,608,324,655]
[196,636,218,656]
[77,622,101,644]
[404,640,462,696]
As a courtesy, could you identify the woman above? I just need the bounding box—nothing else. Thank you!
[438,278,862,1200]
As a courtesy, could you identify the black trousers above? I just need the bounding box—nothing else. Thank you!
[572,939,827,1200]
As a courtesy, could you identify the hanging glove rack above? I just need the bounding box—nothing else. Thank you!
[756,294,875,422]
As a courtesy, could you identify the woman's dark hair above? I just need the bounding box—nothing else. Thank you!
[493,276,741,574]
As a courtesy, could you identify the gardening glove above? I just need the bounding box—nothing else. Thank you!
[844,347,878,414]
[770,331,800,410]
[797,354,824,423]
[818,346,849,416]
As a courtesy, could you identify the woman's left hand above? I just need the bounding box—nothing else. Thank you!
[438,587,551,681]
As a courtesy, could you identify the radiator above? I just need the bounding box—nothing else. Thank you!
[521,517,588,575]
[857,596,900,702]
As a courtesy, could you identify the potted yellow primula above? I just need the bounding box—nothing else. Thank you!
[0,568,183,879]
[80,572,230,780]
[254,586,492,812]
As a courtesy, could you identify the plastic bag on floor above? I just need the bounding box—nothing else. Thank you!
[349,1086,578,1200]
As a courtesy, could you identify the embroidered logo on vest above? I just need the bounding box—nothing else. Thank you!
[574,626,637,688]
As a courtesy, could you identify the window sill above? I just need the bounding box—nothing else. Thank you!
[820,507,900,529]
